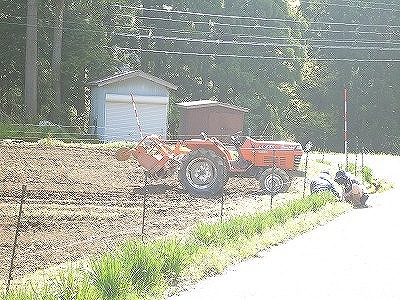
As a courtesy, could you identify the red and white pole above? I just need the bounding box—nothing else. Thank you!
[344,88,348,170]
[130,94,144,139]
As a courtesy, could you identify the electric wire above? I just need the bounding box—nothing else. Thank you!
[4,17,398,53]
[1,3,399,63]
[300,0,400,13]
[129,24,400,46]
[3,10,400,44]
[133,15,292,32]
[114,46,400,62]
[120,13,400,38]
[116,4,400,28]
[340,0,400,9]
[116,32,400,52]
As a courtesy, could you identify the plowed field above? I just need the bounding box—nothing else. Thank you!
[0,144,301,281]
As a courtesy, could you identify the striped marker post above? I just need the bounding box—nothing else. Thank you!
[344,88,348,170]
[130,93,144,139]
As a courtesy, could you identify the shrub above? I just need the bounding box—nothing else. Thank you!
[361,166,373,184]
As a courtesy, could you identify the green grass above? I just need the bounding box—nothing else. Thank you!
[360,166,373,184]
[1,192,351,300]
[0,123,96,143]
[0,285,56,300]
[0,122,139,148]
[189,192,337,248]
[34,138,137,149]
[90,252,128,300]
[53,267,98,300]
[345,162,373,184]
[1,135,136,150]
[315,158,332,165]
[342,162,391,193]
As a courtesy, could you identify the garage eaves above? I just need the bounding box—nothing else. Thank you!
[176,99,249,112]
[87,69,178,91]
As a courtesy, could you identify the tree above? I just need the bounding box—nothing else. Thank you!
[130,0,310,139]
[299,0,400,153]
[0,0,26,118]
[24,0,38,119]
[52,0,65,111]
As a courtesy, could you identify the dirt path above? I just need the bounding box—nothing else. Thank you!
[168,155,400,300]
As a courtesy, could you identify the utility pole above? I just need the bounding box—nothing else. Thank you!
[344,88,348,171]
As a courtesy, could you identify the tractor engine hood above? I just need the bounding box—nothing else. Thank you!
[242,137,303,151]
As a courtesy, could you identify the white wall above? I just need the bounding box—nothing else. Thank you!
[103,94,168,142]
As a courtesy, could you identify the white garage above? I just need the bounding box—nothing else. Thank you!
[104,94,168,141]
[88,70,178,142]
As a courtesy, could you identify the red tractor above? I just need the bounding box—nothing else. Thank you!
[116,132,304,197]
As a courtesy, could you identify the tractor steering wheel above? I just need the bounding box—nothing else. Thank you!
[200,132,208,140]
[231,131,244,147]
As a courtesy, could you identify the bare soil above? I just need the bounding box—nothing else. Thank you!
[1,143,298,281]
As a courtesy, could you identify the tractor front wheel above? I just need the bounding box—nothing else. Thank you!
[178,148,228,197]
[259,168,290,195]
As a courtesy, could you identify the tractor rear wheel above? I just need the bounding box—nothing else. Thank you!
[178,148,228,197]
[258,168,291,195]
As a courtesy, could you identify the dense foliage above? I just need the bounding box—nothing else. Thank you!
[0,0,399,153]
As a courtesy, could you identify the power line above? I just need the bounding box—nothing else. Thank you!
[116,4,400,29]
[234,33,400,46]
[117,32,400,52]
[115,4,299,25]
[120,13,400,39]
[3,11,399,44]
[133,15,291,32]
[4,3,400,36]
[114,46,400,62]
[117,32,301,48]
[129,24,400,46]
[343,0,400,9]
[114,46,302,60]
[301,0,400,13]
[3,8,400,59]
[3,19,398,61]
[2,18,399,55]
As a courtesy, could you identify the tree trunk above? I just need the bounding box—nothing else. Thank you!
[24,0,38,119]
[52,0,65,117]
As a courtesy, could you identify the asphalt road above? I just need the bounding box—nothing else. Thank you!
[168,154,400,300]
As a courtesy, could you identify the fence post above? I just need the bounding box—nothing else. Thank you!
[322,131,326,163]
[354,136,359,177]
[302,142,313,200]
[270,149,276,210]
[361,143,365,184]
[141,174,148,243]
[6,184,27,294]
[220,192,224,222]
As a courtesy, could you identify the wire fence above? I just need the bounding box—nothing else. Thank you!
[0,121,277,144]
[0,136,372,292]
